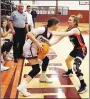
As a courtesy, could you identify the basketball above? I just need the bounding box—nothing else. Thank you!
[38,42,50,59]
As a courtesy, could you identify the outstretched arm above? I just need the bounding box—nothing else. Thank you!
[49,35,64,46]
[52,29,76,36]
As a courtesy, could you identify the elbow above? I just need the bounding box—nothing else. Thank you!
[27,33,30,38]
[27,32,33,38]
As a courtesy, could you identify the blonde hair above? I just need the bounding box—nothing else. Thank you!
[70,15,81,27]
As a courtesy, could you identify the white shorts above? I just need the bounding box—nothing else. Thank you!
[23,40,38,59]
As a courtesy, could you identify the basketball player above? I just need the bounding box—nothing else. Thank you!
[17,17,60,96]
[50,15,87,94]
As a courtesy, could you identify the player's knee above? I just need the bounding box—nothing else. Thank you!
[73,57,82,66]
[42,56,49,65]
[28,64,40,78]
[65,58,71,64]
[73,57,82,72]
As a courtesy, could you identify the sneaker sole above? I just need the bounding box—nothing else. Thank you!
[1,68,10,72]
[39,80,52,83]
[78,87,88,94]
[63,74,73,77]
[17,87,31,97]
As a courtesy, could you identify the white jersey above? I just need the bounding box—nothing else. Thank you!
[23,26,52,59]
[26,26,52,45]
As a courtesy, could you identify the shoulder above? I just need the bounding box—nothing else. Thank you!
[37,27,45,32]
[72,28,80,34]
[13,11,18,14]
[32,26,45,34]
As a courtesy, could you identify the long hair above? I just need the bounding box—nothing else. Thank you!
[1,19,9,32]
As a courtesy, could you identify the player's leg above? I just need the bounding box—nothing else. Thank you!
[73,48,87,93]
[17,43,40,96]
[17,58,40,96]
[39,56,52,83]
[63,55,75,76]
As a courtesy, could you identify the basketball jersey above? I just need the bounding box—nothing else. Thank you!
[35,26,52,43]
[26,26,52,45]
[67,28,85,49]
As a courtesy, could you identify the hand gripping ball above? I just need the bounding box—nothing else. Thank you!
[38,42,50,59]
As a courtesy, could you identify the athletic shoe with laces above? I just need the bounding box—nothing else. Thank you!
[78,84,87,94]
[17,86,31,97]
[63,70,73,76]
[39,75,52,83]
[1,64,10,72]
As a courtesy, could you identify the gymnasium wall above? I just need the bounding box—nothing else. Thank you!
[35,1,89,23]
[13,1,89,23]
[68,10,89,23]
[36,10,89,23]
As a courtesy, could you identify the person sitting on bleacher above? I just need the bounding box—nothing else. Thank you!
[1,18,13,71]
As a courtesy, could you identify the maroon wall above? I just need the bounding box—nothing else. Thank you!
[69,10,89,23]
[36,10,89,23]
[36,14,68,23]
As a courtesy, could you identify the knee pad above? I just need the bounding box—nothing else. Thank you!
[28,64,40,78]
[42,56,49,71]
[73,57,82,72]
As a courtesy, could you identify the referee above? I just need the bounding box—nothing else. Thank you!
[9,3,28,63]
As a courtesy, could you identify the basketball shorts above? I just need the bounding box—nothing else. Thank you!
[69,47,87,59]
[23,41,38,59]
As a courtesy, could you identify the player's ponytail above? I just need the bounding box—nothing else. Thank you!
[70,14,82,27]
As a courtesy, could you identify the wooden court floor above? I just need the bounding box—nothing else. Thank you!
[1,23,89,99]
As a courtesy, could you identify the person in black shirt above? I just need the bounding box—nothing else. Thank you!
[31,8,37,27]
[50,15,87,94]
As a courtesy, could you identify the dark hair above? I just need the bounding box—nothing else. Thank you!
[47,17,59,27]
[70,15,79,27]
[1,20,9,31]
[27,5,31,8]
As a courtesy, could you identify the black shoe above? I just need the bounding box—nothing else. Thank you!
[78,84,87,94]
[63,70,73,76]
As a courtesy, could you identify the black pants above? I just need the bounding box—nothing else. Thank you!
[13,27,26,59]
[32,18,35,28]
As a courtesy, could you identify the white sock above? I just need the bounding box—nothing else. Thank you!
[19,80,28,88]
[41,71,46,76]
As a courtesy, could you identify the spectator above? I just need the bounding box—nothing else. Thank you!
[1,19,13,71]
[31,8,37,27]
[25,5,34,31]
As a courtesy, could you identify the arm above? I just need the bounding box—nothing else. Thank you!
[30,15,34,30]
[27,32,44,51]
[25,24,29,33]
[27,32,40,45]
[49,36,64,46]
[8,21,15,35]
[8,12,15,35]
[52,29,76,36]
[1,28,8,37]
[25,15,29,32]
